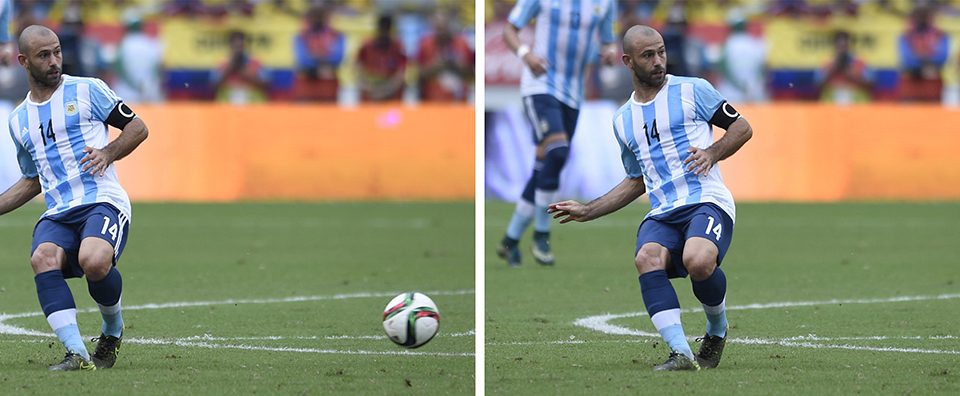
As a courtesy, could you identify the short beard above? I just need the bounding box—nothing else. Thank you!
[633,67,664,89]
[30,66,61,88]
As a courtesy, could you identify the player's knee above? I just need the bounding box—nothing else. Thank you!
[635,246,666,274]
[537,143,569,190]
[683,251,717,281]
[78,248,114,281]
[30,246,63,274]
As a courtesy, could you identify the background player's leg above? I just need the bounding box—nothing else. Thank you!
[32,243,89,360]
[684,237,727,337]
[636,242,694,360]
[532,134,569,265]
[80,237,124,338]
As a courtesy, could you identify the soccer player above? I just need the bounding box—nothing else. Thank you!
[1,25,148,371]
[548,25,753,371]
[496,0,618,267]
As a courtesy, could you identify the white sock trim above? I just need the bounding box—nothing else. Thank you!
[98,298,122,315]
[515,199,535,218]
[534,189,559,207]
[650,308,682,331]
[47,308,78,331]
[703,298,726,315]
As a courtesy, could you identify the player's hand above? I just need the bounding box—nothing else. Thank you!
[547,200,592,224]
[600,48,618,66]
[79,146,116,177]
[683,146,718,176]
[0,43,13,66]
[523,53,549,77]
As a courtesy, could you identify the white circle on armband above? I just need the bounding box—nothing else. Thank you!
[722,102,739,119]
[118,103,135,118]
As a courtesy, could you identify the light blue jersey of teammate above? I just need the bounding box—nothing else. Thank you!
[613,75,737,222]
[0,0,11,43]
[8,75,132,220]
[508,0,616,109]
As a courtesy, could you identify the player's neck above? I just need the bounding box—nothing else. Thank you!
[28,77,64,103]
[633,78,666,103]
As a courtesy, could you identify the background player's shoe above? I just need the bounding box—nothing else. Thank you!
[496,242,521,267]
[653,352,701,371]
[91,333,123,369]
[695,334,726,369]
[531,232,555,266]
[48,353,96,371]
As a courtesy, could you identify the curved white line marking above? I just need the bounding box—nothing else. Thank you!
[0,289,475,357]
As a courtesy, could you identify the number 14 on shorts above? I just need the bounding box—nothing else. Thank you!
[100,216,119,241]
[705,216,722,241]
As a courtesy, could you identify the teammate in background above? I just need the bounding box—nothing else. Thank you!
[549,25,752,371]
[0,0,13,65]
[2,25,148,371]
[497,0,618,267]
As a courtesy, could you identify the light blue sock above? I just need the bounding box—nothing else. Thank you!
[659,324,694,359]
[506,200,534,240]
[101,310,124,338]
[533,189,558,233]
[703,300,728,338]
[54,324,89,359]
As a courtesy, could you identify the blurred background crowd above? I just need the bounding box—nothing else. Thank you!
[0,0,476,107]
[485,0,960,108]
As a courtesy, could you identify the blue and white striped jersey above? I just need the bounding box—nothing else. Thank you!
[613,75,737,222]
[508,0,616,109]
[7,75,132,219]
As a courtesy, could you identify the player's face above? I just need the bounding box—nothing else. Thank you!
[22,38,63,88]
[625,39,667,88]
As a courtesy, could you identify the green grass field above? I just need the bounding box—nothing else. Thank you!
[0,202,474,395]
[486,201,960,395]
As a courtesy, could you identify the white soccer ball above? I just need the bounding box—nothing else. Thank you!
[382,292,440,348]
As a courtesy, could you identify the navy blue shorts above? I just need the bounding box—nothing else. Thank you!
[635,203,734,279]
[522,94,580,144]
[32,203,130,279]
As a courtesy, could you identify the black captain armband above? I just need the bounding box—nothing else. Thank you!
[105,102,137,129]
[708,101,741,129]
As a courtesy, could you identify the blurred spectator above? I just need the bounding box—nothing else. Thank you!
[660,5,708,78]
[716,10,767,103]
[898,7,948,102]
[293,4,345,102]
[0,0,12,66]
[114,11,164,103]
[211,30,270,105]
[58,1,103,78]
[356,14,406,102]
[816,31,873,104]
[416,9,474,102]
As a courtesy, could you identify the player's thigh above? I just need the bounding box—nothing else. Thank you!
[31,219,78,275]
[635,219,684,275]
[523,94,569,145]
[683,204,735,266]
[79,204,130,266]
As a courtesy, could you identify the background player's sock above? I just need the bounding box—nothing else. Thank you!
[691,267,727,337]
[640,270,693,359]
[87,267,124,337]
[36,271,89,358]
[505,199,534,241]
[533,189,558,233]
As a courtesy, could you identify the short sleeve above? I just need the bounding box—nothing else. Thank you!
[88,79,122,122]
[613,118,643,179]
[692,78,727,121]
[508,0,540,29]
[8,120,37,178]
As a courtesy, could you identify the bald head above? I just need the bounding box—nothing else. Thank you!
[18,25,59,55]
[622,25,662,55]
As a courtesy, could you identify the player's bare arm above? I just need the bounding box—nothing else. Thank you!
[80,116,149,177]
[503,24,548,76]
[684,117,753,176]
[0,176,41,215]
[548,177,646,223]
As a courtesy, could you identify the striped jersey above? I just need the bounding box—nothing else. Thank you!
[0,0,11,43]
[613,75,737,222]
[508,0,616,109]
[7,75,132,219]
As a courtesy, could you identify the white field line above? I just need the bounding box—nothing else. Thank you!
[0,290,475,357]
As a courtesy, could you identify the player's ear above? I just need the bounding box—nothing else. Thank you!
[621,53,631,67]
